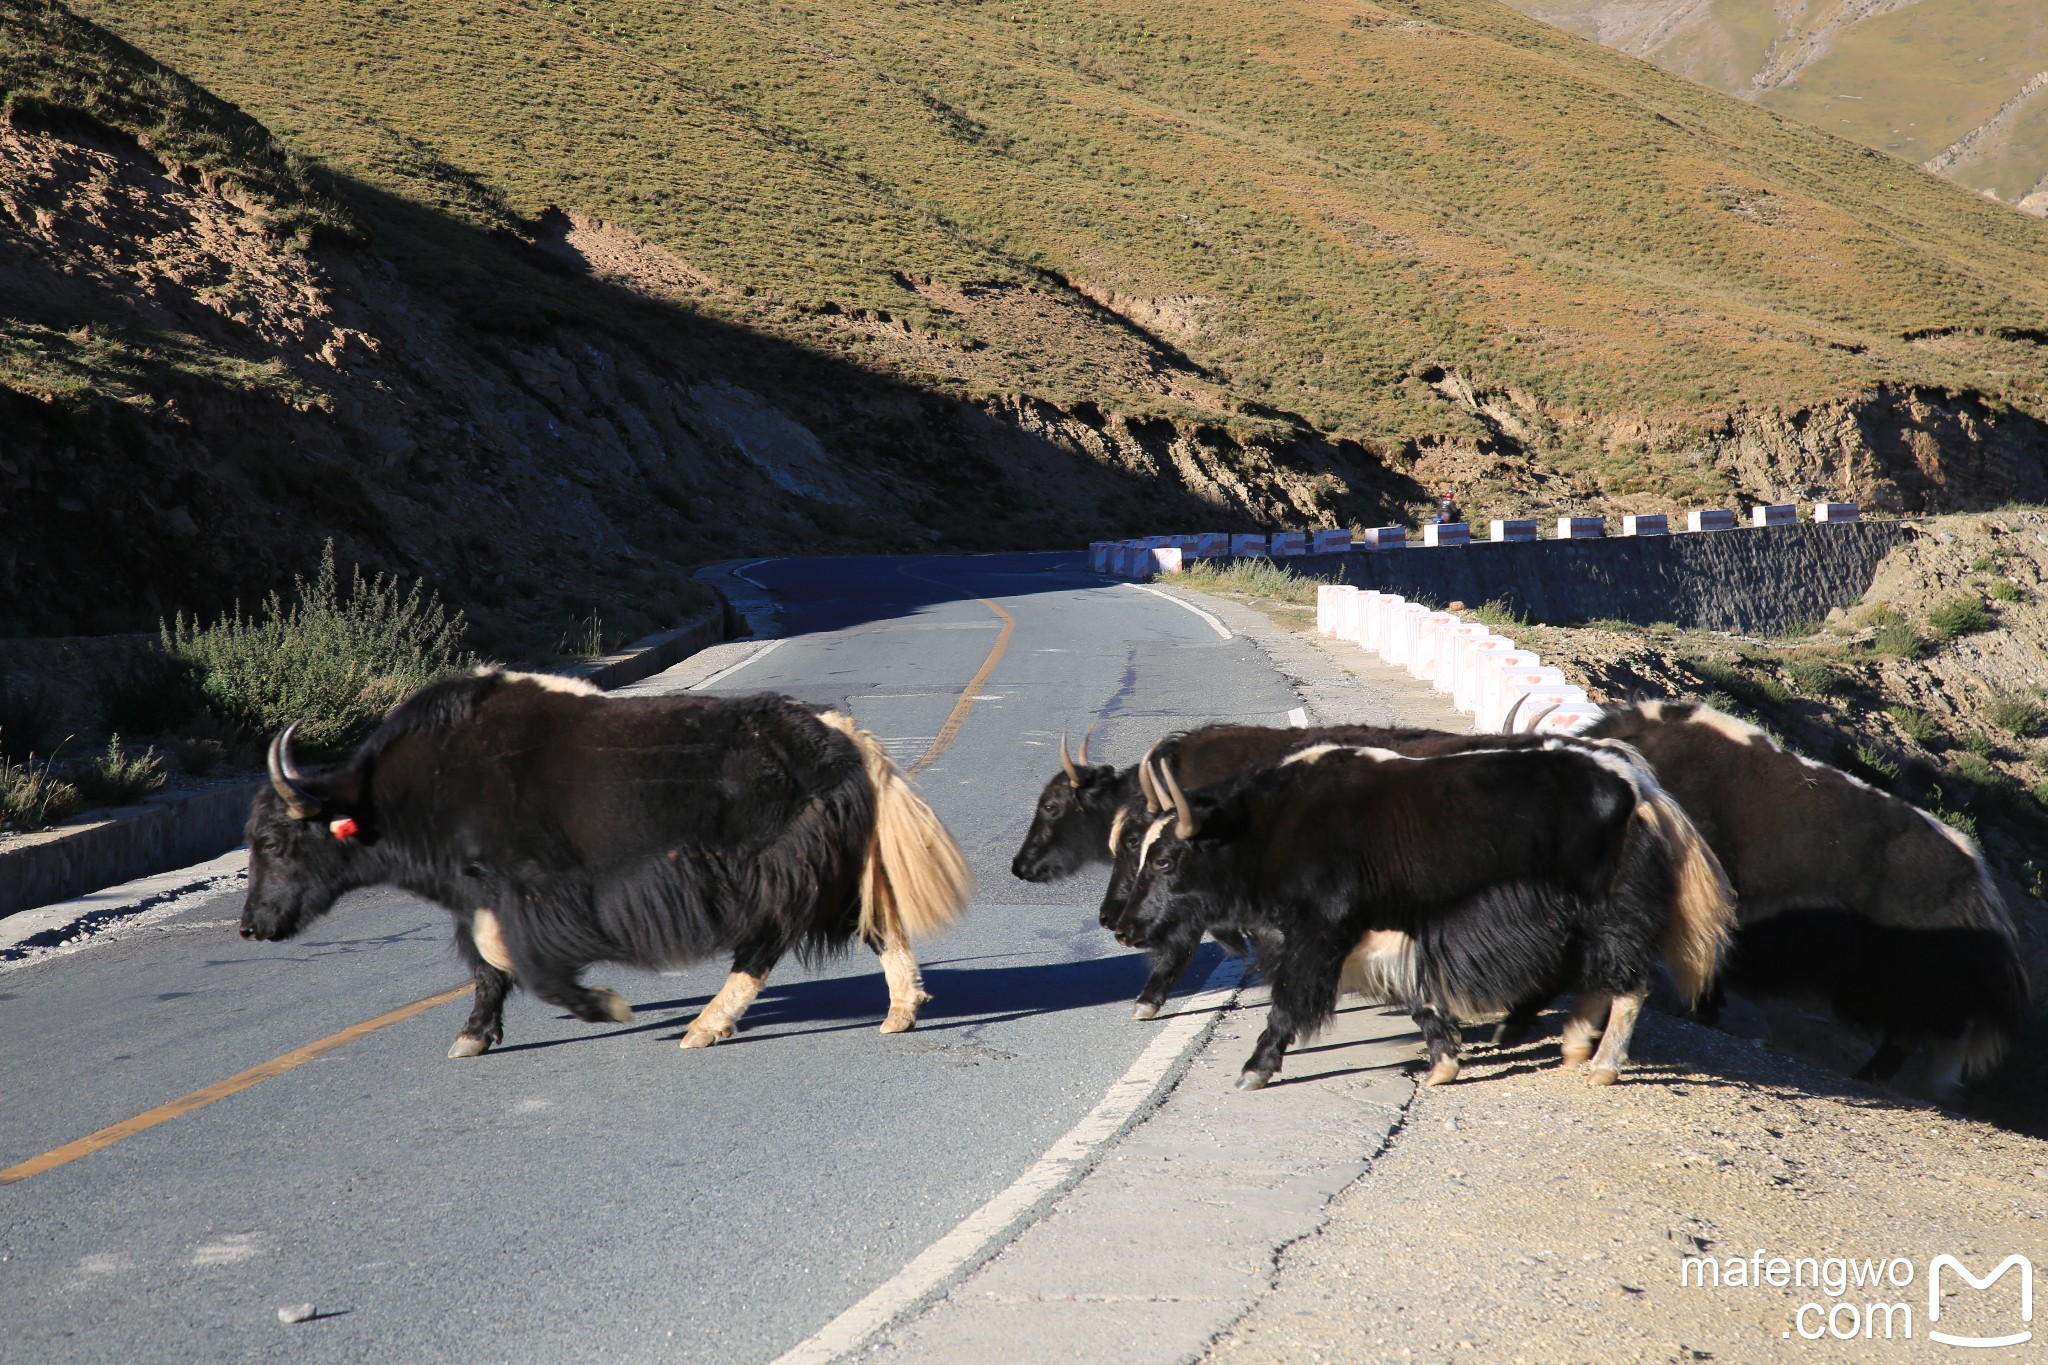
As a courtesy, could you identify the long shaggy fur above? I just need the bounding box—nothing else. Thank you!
[1584,700,2030,1085]
[240,671,967,1053]
[1117,743,1697,1086]
[818,711,971,943]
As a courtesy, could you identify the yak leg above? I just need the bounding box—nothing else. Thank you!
[1559,992,1611,1068]
[1133,926,1204,1021]
[1852,1030,1923,1085]
[1238,936,1343,1091]
[682,932,783,1048]
[1414,1005,1463,1086]
[448,913,515,1059]
[524,963,636,1028]
[1490,996,1547,1050]
[876,919,931,1035]
[1585,992,1645,1086]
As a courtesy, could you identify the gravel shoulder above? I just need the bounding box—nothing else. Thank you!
[1208,1010,2048,1362]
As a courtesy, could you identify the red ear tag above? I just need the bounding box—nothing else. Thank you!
[328,817,360,842]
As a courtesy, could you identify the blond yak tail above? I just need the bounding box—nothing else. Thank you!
[1639,786,1736,1004]
[818,711,971,943]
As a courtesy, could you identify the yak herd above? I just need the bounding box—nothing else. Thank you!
[239,668,2029,1100]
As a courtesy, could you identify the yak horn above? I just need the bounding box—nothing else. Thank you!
[1138,759,1162,813]
[1076,724,1094,768]
[1500,693,1528,735]
[1528,703,1561,731]
[1157,761,1196,840]
[1060,731,1081,787]
[268,721,320,821]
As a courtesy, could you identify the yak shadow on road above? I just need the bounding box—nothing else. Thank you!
[487,946,1227,1055]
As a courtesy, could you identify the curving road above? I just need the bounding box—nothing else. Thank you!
[0,552,1323,1361]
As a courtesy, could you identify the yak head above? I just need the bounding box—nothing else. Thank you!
[1010,729,1123,882]
[240,723,375,942]
[1113,761,1244,949]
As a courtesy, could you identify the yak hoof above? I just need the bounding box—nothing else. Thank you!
[447,1034,491,1059]
[1586,1066,1621,1087]
[879,1008,918,1034]
[594,988,635,1025]
[1131,1001,1161,1021]
[1423,1059,1460,1087]
[1560,1043,1594,1068]
[1235,1071,1271,1092]
[679,1025,727,1049]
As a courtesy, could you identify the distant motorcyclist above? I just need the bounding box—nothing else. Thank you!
[1434,490,1463,525]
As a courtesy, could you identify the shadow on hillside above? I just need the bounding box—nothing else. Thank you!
[2,148,1423,644]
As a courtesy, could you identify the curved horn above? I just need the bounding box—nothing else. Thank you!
[1076,724,1094,768]
[1158,761,1196,840]
[1059,731,1081,787]
[267,722,320,821]
[1528,703,1561,732]
[1138,759,1162,813]
[1500,693,1528,735]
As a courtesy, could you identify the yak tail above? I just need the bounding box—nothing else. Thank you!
[1636,785,1736,1005]
[818,712,971,943]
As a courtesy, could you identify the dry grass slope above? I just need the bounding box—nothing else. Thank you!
[64,0,2048,501]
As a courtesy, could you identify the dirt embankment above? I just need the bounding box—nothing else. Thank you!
[0,110,1419,653]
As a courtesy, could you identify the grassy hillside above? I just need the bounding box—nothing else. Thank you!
[1506,0,2048,211]
[70,0,2048,455]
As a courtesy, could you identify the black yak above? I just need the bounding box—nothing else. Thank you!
[1580,700,2030,1097]
[1014,723,1488,1018]
[1118,740,1734,1090]
[240,670,970,1056]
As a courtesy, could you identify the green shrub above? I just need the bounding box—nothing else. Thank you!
[1783,658,1846,697]
[1989,693,2044,737]
[75,735,166,807]
[1926,595,1990,641]
[1990,580,2022,603]
[1691,658,1748,698]
[1935,806,1980,840]
[1871,620,1924,657]
[1961,731,1999,759]
[1777,620,1821,639]
[1859,604,1904,628]
[2034,782,2048,810]
[167,714,241,776]
[162,541,473,755]
[0,752,79,831]
[1753,674,1793,708]
[1968,554,1999,573]
[1886,705,1943,746]
[1701,690,1742,715]
[1952,750,2002,786]
[1840,743,1900,787]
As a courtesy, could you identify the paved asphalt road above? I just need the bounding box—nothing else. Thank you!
[0,552,1322,1362]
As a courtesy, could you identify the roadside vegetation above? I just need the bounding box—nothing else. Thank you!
[158,540,474,755]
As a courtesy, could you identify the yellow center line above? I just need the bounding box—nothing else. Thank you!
[1,983,473,1188]
[908,596,1016,777]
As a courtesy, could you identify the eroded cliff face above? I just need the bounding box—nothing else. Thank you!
[0,118,1413,648]
[1401,369,2048,526]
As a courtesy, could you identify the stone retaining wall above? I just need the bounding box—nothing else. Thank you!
[1286,521,1910,634]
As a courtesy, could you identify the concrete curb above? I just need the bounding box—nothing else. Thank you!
[0,600,729,924]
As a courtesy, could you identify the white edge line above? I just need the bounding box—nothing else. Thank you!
[772,955,1247,1365]
[686,639,785,691]
[732,557,776,589]
[1124,583,1232,640]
